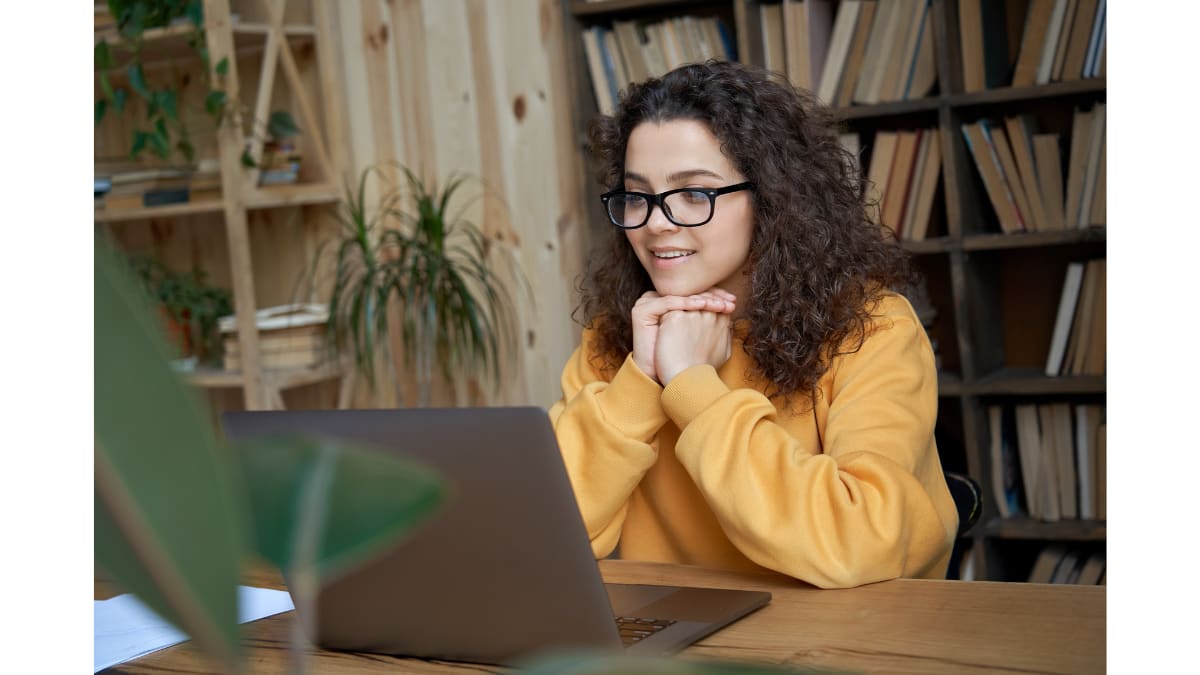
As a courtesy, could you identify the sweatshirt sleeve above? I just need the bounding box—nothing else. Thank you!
[660,302,956,588]
[547,330,669,558]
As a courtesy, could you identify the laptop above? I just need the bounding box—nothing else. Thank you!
[222,407,770,666]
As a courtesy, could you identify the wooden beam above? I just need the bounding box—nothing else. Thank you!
[204,0,268,410]
[246,0,287,187]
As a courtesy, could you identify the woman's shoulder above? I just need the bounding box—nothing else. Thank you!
[865,290,923,331]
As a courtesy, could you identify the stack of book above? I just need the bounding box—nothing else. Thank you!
[961,104,1104,234]
[1045,259,1106,377]
[219,303,331,371]
[762,0,939,106]
[1027,545,1105,584]
[988,402,1105,522]
[258,140,302,185]
[581,17,734,115]
[861,127,942,241]
[962,0,1106,92]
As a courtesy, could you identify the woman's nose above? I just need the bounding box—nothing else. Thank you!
[644,202,679,234]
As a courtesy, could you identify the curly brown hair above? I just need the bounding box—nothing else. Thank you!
[579,61,915,408]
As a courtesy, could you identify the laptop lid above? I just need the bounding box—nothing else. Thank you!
[222,407,769,665]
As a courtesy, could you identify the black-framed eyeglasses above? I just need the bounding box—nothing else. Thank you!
[600,182,754,229]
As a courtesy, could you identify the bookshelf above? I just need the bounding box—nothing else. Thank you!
[94,0,347,411]
[562,0,1106,582]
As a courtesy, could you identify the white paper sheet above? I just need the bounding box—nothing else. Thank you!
[94,585,294,672]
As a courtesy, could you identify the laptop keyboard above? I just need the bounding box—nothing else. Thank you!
[615,616,676,646]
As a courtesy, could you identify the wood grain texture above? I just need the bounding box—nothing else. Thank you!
[98,560,1105,674]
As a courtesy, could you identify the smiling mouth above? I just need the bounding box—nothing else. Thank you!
[653,250,695,259]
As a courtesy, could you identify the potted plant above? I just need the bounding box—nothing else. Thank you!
[129,255,232,367]
[315,164,519,407]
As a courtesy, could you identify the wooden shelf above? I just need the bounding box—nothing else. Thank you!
[570,0,714,17]
[962,227,1106,251]
[947,78,1106,109]
[186,360,345,389]
[938,372,964,397]
[972,369,1106,396]
[95,183,340,223]
[834,97,940,121]
[980,517,1107,542]
[902,237,953,254]
[95,19,316,71]
[94,198,226,223]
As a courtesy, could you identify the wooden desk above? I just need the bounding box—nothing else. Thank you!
[97,560,1105,674]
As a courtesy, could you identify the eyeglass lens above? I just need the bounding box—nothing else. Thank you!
[608,191,713,228]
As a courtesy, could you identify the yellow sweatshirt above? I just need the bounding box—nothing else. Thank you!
[548,292,958,588]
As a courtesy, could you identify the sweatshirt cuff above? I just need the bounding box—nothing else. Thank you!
[601,354,669,440]
[661,364,730,429]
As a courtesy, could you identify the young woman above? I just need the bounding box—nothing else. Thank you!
[548,61,957,589]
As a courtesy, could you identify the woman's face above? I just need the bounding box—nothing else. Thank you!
[622,119,755,300]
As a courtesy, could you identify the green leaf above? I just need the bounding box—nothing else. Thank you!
[205,90,227,118]
[113,88,128,114]
[150,125,170,159]
[266,110,300,139]
[233,434,446,578]
[100,71,115,102]
[128,64,151,100]
[240,149,256,167]
[95,40,114,70]
[158,90,178,121]
[94,237,245,672]
[130,130,149,158]
[215,56,229,77]
[95,99,108,124]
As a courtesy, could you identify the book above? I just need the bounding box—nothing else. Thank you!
[761,2,787,75]
[1060,0,1100,81]
[1083,1,1106,78]
[1075,553,1105,585]
[1004,116,1052,232]
[983,120,1034,234]
[959,0,986,92]
[603,29,630,93]
[838,131,862,174]
[816,0,863,104]
[882,0,926,102]
[865,131,898,224]
[903,3,937,100]
[835,0,878,107]
[989,405,1023,517]
[1027,544,1068,583]
[1036,0,1071,84]
[1033,133,1067,230]
[1050,549,1082,584]
[1014,404,1043,518]
[881,130,921,236]
[852,0,901,104]
[1011,0,1057,87]
[1074,404,1103,519]
[783,0,833,92]
[962,122,1023,234]
[1064,258,1101,375]
[1050,403,1077,519]
[612,21,649,84]
[641,23,668,77]
[1095,423,1106,520]
[1077,102,1106,227]
[1036,404,1062,522]
[1045,262,1085,376]
[900,129,929,239]
[1064,106,1095,229]
[581,28,613,114]
[1050,0,1080,81]
[1082,260,1106,375]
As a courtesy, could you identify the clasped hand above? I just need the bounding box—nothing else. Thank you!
[630,289,736,385]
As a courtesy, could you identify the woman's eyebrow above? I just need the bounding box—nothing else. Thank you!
[623,169,725,186]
